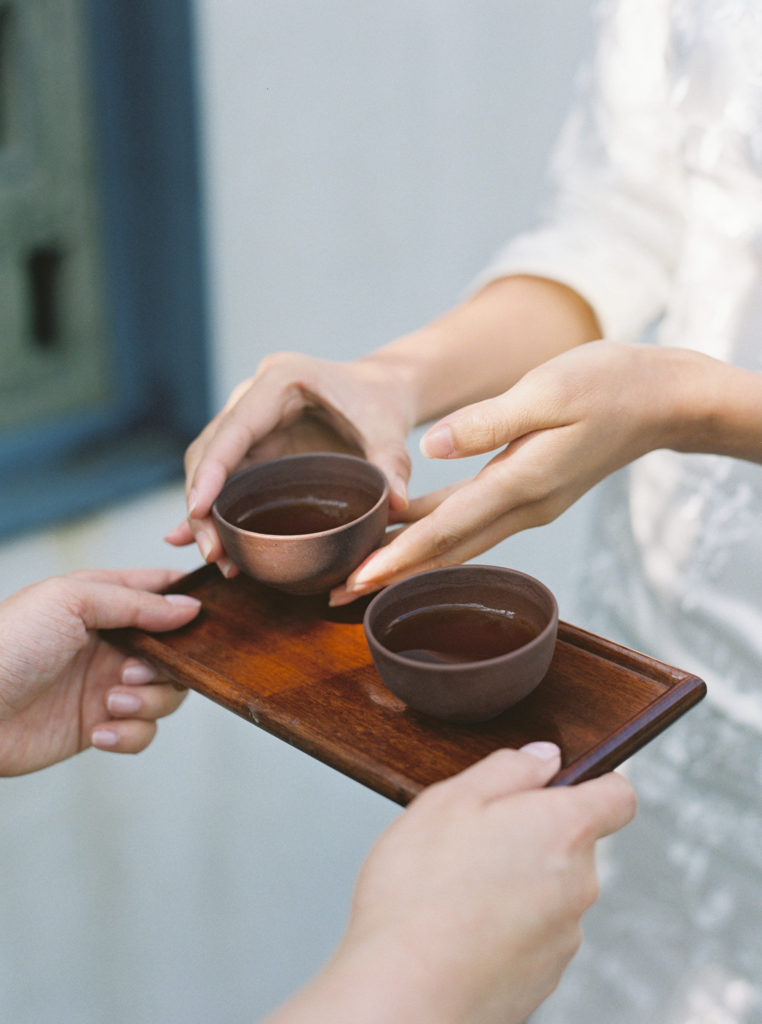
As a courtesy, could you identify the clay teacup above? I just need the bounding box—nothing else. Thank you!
[212,453,389,595]
[363,564,558,723]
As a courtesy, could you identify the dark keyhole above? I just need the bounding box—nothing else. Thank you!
[27,246,65,349]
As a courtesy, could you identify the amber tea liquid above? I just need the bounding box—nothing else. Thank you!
[380,603,538,664]
[232,483,372,535]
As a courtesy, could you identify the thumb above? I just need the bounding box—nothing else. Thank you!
[446,743,562,804]
[70,579,202,633]
[420,382,544,459]
[419,397,512,459]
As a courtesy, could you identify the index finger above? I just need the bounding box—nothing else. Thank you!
[186,384,308,519]
[343,459,523,588]
[182,376,261,491]
[70,579,202,633]
[391,478,471,524]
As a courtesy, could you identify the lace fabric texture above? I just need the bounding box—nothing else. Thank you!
[531,703,762,1024]
[474,0,762,1019]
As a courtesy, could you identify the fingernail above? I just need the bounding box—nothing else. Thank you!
[197,531,213,561]
[520,741,561,762]
[92,728,120,748]
[218,558,236,578]
[391,475,408,507]
[420,424,454,459]
[121,663,155,685]
[107,692,141,714]
[349,559,384,590]
[164,594,202,609]
[187,488,199,515]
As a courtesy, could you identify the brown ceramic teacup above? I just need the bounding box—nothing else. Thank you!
[363,564,558,723]
[212,453,389,595]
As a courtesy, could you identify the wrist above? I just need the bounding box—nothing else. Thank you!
[353,323,449,427]
[358,276,602,428]
[263,927,472,1024]
[627,345,701,454]
[649,347,762,462]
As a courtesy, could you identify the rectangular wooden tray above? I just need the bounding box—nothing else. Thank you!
[106,565,706,804]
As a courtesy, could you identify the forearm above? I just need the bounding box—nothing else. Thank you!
[357,275,602,426]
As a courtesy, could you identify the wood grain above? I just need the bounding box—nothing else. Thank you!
[104,566,706,804]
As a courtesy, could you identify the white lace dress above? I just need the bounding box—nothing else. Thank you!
[476,1,762,1019]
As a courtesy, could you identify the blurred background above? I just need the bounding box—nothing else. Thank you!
[0,1,596,1020]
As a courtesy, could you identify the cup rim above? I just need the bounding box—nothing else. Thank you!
[363,564,559,672]
[211,452,390,540]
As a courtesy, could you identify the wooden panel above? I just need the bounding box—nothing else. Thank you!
[104,566,706,805]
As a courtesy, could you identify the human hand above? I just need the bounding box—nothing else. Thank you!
[164,351,418,574]
[332,340,674,603]
[266,743,636,1024]
[0,569,201,776]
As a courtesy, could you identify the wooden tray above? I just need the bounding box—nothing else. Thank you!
[106,565,706,805]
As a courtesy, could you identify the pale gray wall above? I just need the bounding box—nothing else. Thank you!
[0,3,597,1021]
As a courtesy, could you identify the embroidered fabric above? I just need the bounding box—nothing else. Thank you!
[476,0,762,730]
[472,1,762,1019]
[531,704,762,1024]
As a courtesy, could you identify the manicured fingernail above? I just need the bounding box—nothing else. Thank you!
[197,530,213,561]
[420,424,454,459]
[348,560,384,589]
[391,475,408,507]
[218,558,236,578]
[121,662,155,685]
[107,692,141,714]
[92,728,120,748]
[520,741,561,762]
[164,594,202,609]
[187,488,199,515]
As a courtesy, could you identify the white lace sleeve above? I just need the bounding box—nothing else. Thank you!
[473,0,686,343]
